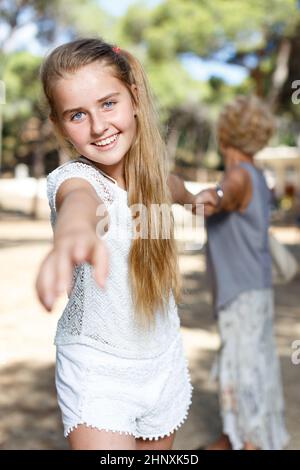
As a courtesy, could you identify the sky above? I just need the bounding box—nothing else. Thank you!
[180,53,247,86]
[3,0,248,86]
[99,0,162,16]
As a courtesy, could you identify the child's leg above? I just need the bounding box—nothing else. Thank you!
[204,433,232,450]
[68,425,136,450]
[243,441,259,450]
[135,432,176,450]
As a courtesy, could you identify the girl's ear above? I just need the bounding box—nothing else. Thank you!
[130,84,138,115]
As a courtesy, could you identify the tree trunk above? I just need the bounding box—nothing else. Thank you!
[268,38,291,111]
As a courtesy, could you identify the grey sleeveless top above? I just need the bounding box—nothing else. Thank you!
[206,162,272,311]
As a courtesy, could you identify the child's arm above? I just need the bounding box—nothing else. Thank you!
[194,166,251,216]
[168,167,251,217]
[36,178,109,312]
[167,174,196,206]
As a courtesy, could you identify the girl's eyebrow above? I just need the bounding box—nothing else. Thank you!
[62,92,120,117]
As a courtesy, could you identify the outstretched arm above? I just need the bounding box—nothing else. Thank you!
[36,178,109,311]
[194,166,252,217]
[167,173,196,206]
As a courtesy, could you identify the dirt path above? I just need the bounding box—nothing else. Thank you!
[0,217,299,449]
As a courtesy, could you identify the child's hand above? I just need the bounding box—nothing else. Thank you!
[36,229,109,312]
[193,190,218,217]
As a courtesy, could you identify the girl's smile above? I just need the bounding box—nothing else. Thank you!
[91,132,120,151]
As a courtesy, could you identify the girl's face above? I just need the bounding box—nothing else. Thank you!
[52,61,137,175]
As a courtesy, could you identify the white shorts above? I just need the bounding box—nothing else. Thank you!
[55,334,192,440]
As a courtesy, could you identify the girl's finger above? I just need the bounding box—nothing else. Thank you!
[55,246,73,296]
[72,241,89,264]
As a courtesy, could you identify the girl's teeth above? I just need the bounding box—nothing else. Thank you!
[95,134,118,146]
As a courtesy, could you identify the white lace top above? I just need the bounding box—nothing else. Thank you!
[47,157,181,359]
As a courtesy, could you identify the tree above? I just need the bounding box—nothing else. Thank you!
[0,0,114,173]
[0,0,113,54]
[0,0,114,217]
[118,0,300,144]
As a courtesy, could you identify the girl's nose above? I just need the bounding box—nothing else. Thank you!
[90,114,108,137]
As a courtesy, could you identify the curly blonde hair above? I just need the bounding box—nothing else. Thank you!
[217,95,276,156]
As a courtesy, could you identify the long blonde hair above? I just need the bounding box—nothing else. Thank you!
[40,38,180,327]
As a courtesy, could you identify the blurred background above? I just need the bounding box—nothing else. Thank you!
[0,0,299,449]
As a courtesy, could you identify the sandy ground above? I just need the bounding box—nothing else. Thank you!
[0,214,299,450]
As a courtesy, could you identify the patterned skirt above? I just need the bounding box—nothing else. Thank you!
[215,289,289,450]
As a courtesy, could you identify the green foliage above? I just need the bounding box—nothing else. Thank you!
[146,58,211,121]
[1,52,43,169]
[140,0,300,57]
[116,0,300,166]
[55,0,114,40]
[4,52,41,106]
[1,0,300,173]
[117,3,153,45]
[0,0,115,171]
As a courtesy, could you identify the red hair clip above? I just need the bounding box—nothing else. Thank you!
[112,46,121,54]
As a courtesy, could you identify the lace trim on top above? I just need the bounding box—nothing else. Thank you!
[47,160,115,227]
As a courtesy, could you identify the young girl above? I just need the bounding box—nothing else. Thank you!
[36,38,193,450]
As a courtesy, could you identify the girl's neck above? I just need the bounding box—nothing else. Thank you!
[81,156,126,190]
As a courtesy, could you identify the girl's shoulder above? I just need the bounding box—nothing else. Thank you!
[47,158,115,213]
[47,157,99,180]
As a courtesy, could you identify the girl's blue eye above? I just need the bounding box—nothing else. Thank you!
[71,111,84,121]
[103,101,115,109]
